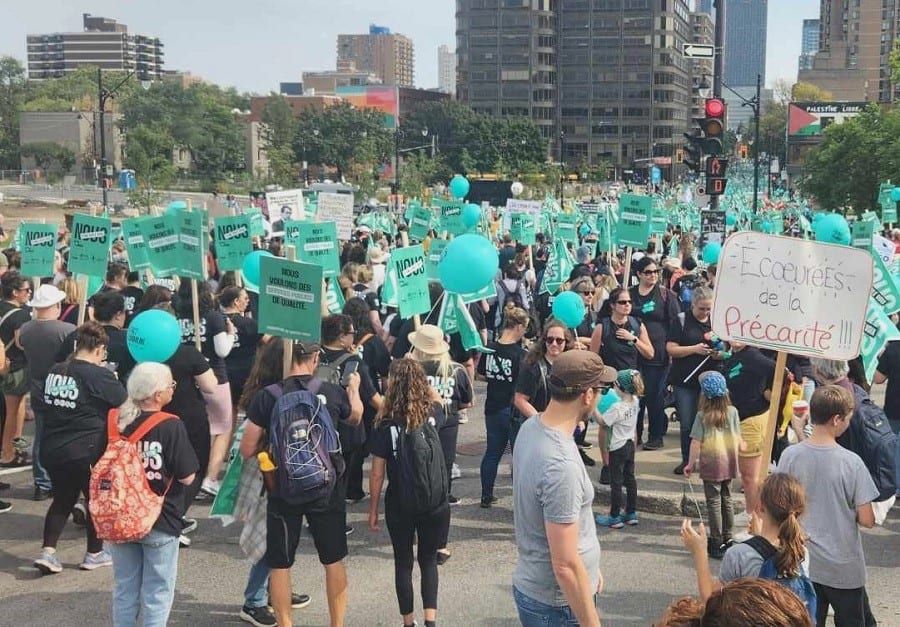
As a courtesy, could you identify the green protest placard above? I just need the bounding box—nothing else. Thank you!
[870,251,900,316]
[556,213,577,243]
[436,200,466,235]
[291,221,340,278]
[878,183,897,223]
[426,239,448,281]
[408,207,434,241]
[69,214,112,277]
[325,277,346,314]
[258,257,323,342]
[460,280,497,304]
[391,244,430,318]
[510,213,536,245]
[213,215,252,271]
[140,215,180,278]
[861,298,900,382]
[617,194,653,248]
[178,211,206,279]
[851,220,875,251]
[19,223,57,278]
[282,219,303,242]
[122,218,151,271]
[245,207,267,237]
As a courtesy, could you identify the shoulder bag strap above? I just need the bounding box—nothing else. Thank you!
[106,408,121,444]
[60,304,76,321]
[125,411,177,443]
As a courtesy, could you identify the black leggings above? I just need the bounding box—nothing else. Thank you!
[183,420,211,504]
[385,499,450,616]
[44,460,102,553]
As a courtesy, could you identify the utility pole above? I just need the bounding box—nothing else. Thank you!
[98,67,108,210]
[752,73,761,215]
[710,0,726,210]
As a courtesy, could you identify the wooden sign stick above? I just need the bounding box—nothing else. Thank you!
[283,245,297,379]
[756,350,789,488]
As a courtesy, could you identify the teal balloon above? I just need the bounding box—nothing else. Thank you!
[462,203,481,228]
[438,234,498,294]
[597,387,620,414]
[814,213,851,245]
[242,250,274,287]
[579,224,591,237]
[165,200,187,216]
[551,290,586,328]
[701,242,722,265]
[127,310,181,363]
[449,175,470,200]
[725,212,737,227]
[891,187,900,202]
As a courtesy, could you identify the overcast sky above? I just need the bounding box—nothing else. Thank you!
[1,0,818,94]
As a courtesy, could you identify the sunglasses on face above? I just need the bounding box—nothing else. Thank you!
[545,337,567,346]
[577,290,593,296]
[616,300,632,305]
[642,269,659,275]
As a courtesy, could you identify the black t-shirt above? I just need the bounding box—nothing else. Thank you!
[56,324,136,383]
[667,312,720,390]
[122,411,199,537]
[484,340,526,414]
[877,342,900,425]
[178,310,229,384]
[121,286,144,328]
[223,312,260,383]
[420,360,473,426]
[41,359,128,466]
[163,345,212,434]
[351,283,381,313]
[629,284,680,366]
[246,375,350,510]
[86,284,115,309]
[358,334,391,394]
[723,347,776,420]
[597,316,641,371]
[369,402,447,507]
[320,347,376,449]
[59,303,80,326]
[0,301,31,372]
[514,357,551,416]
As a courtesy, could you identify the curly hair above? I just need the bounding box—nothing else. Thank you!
[376,358,433,432]
[524,319,574,365]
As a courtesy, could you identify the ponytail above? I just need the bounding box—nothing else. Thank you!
[774,510,806,578]
[759,473,807,578]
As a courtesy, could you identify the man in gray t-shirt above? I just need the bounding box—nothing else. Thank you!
[512,350,616,627]
[775,383,878,627]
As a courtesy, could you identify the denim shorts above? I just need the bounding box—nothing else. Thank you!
[513,585,597,626]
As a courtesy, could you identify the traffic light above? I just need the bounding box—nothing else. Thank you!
[683,127,704,173]
[700,98,726,155]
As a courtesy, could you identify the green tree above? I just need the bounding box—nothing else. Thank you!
[124,124,176,192]
[260,94,296,150]
[0,56,28,169]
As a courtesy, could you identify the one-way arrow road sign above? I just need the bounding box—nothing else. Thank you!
[683,43,715,59]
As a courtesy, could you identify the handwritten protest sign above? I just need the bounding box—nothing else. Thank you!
[317,193,354,239]
[711,232,873,360]
[291,221,340,278]
[616,195,652,248]
[69,215,112,277]
[266,189,306,226]
[700,210,726,245]
[258,257,322,342]
[214,215,252,271]
[390,244,430,318]
[19,223,57,277]
[122,218,151,271]
[140,215,180,277]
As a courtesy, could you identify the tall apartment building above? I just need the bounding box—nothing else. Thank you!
[691,12,715,121]
[798,18,820,71]
[724,0,767,87]
[799,0,898,102]
[26,13,164,80]
[438,45,456,95]
[698,0,714,14]
[337,25,414,88]
[456,0,694,169]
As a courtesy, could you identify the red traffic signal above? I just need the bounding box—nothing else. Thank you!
[705,98,725,118]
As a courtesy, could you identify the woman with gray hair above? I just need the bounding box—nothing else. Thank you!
[109,362,199,627]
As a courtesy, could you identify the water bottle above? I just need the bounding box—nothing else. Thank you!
[257,451,277,495]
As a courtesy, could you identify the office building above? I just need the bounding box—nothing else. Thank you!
[724,0,767,88]
[457,0,694,171]
[691,12,715,121]
[799,0,897,102]
[698,0,714,14]
[302,62,382,95]
[279,82,303,96]
[798,19,819,72]
[337,25,414,88]
[26,13,164,80]
[438,45,456,95]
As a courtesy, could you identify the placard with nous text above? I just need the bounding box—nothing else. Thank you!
[69,215,112,277]
[214,215,252,271]
[19,223,57,278]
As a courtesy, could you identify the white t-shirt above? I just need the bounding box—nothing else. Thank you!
[601,397,640,452]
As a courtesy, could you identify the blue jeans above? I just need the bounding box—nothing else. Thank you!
[637,364,669,442]
[32,406,51,491]
[110,529,180,627]
[513,586,592,626]
[674,385,700,464]
[244,558,270,609]
[480,407,513,500]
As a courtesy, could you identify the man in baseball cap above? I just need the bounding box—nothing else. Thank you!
[511,350,615,626]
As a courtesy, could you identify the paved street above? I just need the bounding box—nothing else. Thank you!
[2,400,900,626]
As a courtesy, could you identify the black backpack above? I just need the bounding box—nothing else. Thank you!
[390,418,448,514]
[314,352,355,387]
[600,315,641,346]
[846,385,898,501]
[500,278,528,311]
[674,274,704,312]
[744,535,817,621]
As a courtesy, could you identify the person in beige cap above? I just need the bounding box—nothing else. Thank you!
[511,350,616,626]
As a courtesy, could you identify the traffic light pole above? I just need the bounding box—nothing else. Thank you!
[710,0,726,210]
[752,73,761,215]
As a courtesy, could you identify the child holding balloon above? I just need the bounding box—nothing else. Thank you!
[595,370,644,529]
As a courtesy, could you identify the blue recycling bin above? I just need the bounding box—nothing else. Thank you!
[119,169,136,191]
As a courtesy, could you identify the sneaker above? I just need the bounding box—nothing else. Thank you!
[595,514,625,529]
[599,465,610,485]
[579,448,596,467]
[182,517,198,534]
[622,512,639,526]
[458,410,469,424]
[79,549,113,570]
[239,605,276,627]
[33,487,52,501]
[267,593,311,610]
[480,496,498,508]
[673,462,686,475]
[642,439,664,451]
[345,524,354,536]
[450,463,461,479]
[34,550,63,575]
[436,549,451,565]
[448,494,460,505]
[0,500,11,513]
[72,502,86,526]
[201,478,221,497]
[179,534,192,548]
[345,493,366,504]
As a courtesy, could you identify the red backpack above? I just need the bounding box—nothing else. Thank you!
[89,409,175,542]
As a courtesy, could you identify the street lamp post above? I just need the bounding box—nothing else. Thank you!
[559,131,566,209]
[96,67,141,210]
